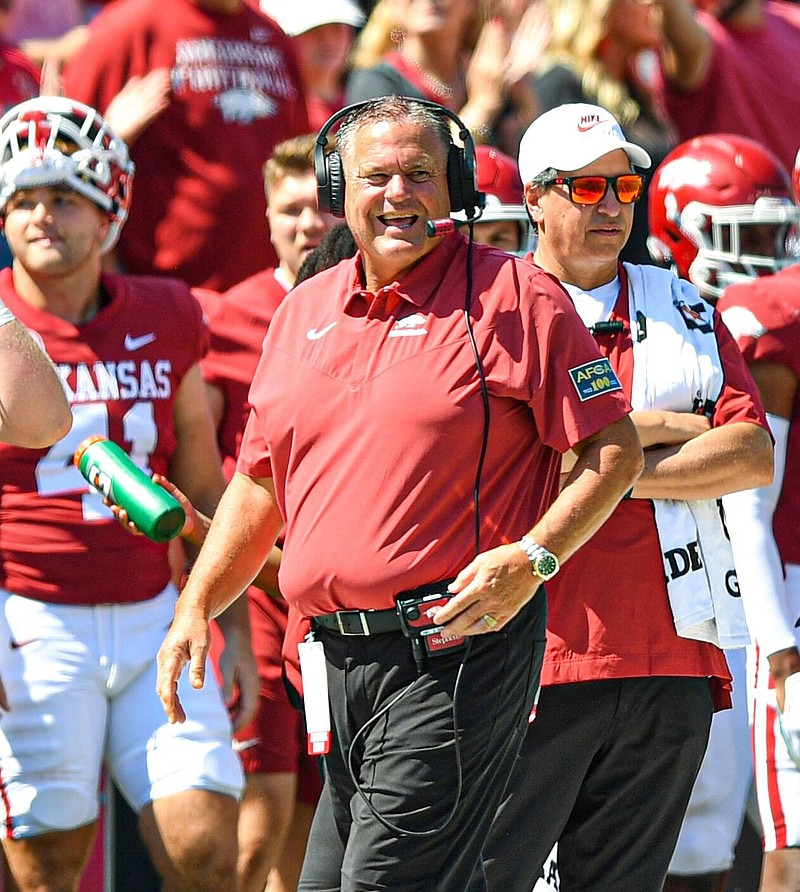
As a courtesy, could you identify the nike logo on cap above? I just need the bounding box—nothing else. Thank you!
[125,332,157,351]
[577,116,603,132]
[307,322,336,340]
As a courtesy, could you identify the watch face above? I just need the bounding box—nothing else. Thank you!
[535,554,558,579]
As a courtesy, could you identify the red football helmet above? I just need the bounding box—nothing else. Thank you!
[473,145,530,253]
[0,97,134,253]
[647,134,799,299]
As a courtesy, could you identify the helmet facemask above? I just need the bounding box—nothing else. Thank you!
[0,98,134,254]
[679,196,800,300]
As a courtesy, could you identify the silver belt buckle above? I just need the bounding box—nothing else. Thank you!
[335,610,371,635]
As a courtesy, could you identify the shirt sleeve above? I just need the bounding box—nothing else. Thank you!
[236,398,273,479]
[492,267,632,454]
[711,313,769,430]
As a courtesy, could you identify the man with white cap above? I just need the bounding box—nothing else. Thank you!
[480,103,774,892]
[260,0,365,130]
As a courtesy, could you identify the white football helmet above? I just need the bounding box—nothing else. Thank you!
[0,97,134,253]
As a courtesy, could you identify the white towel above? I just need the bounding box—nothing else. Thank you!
[625,263,750,649]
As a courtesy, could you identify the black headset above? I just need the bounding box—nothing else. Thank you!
[314,98,485,220]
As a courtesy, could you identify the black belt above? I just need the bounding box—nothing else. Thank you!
[313,607,402,636]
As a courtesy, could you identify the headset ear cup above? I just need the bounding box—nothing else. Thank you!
[327,151,346,218]
[447,144,466,213]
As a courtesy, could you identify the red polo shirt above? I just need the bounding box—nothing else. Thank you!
[238,234,632,616]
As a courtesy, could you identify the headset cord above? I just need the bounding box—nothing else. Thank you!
[346,654,469,837]
[463,222,490,557]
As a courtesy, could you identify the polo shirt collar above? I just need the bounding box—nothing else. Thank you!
[344,232,463,312]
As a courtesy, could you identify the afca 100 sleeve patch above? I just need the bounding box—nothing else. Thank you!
[568,357,623,401]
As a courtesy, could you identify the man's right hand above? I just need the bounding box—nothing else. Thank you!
[156,605,212,724]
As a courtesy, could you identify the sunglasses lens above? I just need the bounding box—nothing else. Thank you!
[616,175,644,203]
[570,177,608,205]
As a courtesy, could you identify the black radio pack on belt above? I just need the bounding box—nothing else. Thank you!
[396,579,466,671]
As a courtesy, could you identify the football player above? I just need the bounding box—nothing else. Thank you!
[649,133,800,892]
[0,97,252,892]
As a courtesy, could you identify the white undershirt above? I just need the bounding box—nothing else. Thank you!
[561,276,620,327]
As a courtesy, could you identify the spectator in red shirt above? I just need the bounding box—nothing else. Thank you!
[61,0,309,291]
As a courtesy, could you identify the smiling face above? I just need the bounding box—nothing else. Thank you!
[342,116,451,290]
[293,23,356,82]
[528,149,636,289]
[3,185,108,278]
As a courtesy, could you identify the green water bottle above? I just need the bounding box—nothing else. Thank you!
[73,435,186,543]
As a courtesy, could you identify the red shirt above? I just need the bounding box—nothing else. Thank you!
[62,0,308,291]
[663,1,800,172]
[0,43,39,113]
[534,266,767,709]
[197,269,287,477]
[196,271,292,707]
[718,265,800,565]
[238,235,632,616]
[0,270,208,605]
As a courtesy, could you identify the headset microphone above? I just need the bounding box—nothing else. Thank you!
[426,203,485,238]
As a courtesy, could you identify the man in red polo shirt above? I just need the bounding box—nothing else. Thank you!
[481,103,774,892]
[156,96,643,892]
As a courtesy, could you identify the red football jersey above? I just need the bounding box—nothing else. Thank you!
[718,265,800,565]
[196,269,287,477]
[0,270,209,605]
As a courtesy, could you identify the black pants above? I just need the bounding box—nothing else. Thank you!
[298,596,547,892]
[482,676,714,892]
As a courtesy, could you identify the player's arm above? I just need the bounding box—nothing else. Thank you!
[169,362,226,518]
[629,409,711,447]
[724,362,800,710]
[157,472,284,723]
[0,312,72,448]
[560,409,709,479]
[659,0,714,91]
[204,380,226,434]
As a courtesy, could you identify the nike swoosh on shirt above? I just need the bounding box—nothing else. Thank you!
[124,332,157,351]
[306,323,337,340]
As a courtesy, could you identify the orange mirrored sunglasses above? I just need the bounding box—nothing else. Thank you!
[542,174,644,205]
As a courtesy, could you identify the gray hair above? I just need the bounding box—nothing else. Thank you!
[336,97,452,167]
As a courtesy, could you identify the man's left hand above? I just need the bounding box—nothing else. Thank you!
[431,544,541,635]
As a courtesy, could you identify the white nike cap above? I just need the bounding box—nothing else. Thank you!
[260,0,365,36]
[518,103,651,185]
